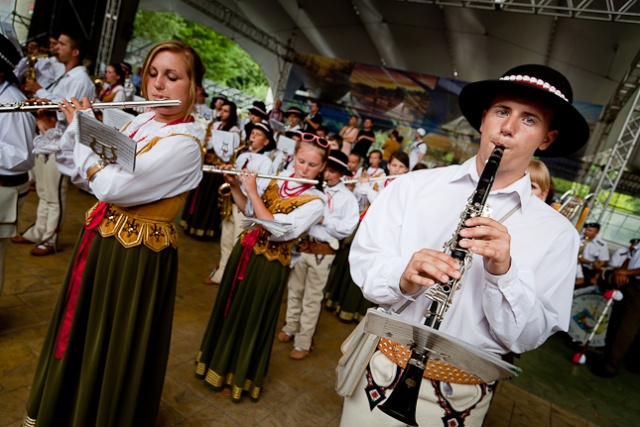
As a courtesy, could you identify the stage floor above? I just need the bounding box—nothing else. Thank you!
[1,185,636,426]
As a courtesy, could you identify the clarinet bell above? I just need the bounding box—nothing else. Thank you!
[378,350,427,427]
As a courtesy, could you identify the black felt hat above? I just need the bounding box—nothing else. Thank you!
[459,64,589,157]
[248,101,268,120]
[252,121,277,152]
[0,35,20,86]
[327,150,350,176]
[285,106,305,119]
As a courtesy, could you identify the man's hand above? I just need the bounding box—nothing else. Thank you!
[400,249,461,294]
[23,79,42,94]
[457,216,512,276]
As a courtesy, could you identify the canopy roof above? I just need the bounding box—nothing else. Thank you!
[141,0,640,175]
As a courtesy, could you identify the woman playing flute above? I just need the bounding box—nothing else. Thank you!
[22,40,206,427]
[195,134,328,402]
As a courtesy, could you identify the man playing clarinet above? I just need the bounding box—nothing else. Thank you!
[341,65,589,426]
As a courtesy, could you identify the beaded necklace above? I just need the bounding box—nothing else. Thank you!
[279,173,313,198]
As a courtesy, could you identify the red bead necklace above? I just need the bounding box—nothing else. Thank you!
[279,173,314,198]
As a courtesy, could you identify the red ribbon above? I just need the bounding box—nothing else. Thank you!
[54,202,108,359]
[224,228,260,318]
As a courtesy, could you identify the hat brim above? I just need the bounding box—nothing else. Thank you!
[326,160,350,176]
[249,108,269,120]
[286,111,305,119]
[0,64,19,86]
[459,80,590,158]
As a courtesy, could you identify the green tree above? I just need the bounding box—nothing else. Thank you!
[133,10,268,98]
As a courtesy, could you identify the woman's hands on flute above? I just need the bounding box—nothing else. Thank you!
[59,96,93,124]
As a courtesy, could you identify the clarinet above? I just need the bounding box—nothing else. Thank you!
[424,146,504,328]
[377,146,504,426]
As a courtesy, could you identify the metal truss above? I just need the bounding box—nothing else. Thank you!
[588,87,640,223]
[576,50,640,224]
[397,0,640,24]
[95,0,122,75]
[180,0,296,61]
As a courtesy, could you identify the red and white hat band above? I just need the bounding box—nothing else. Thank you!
[328,156,349,170]
[499,74,568,102]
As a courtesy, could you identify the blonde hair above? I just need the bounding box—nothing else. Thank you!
[140,40,205,119]
[528,159,552,193]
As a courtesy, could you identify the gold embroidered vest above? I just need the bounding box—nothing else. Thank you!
[85,124,205,252]
[245,180,321,266]
[87,194,186,252]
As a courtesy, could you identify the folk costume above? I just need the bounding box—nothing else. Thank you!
[0,37,37,293]
[23,111,205,427]
[19,62,95,253]
[281,152,359,354]
[354,166,386,212]
[341,64,589,426]
[196,176,325,401]
[181,121,241,239]
[99,83,125,103]
[208,150,273,284]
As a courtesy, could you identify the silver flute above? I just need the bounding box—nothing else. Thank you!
[0,99,181,112]
[203,165,319,185]
[342,174,403,184]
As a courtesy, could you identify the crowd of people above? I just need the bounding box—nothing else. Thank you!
[1,30,638,427]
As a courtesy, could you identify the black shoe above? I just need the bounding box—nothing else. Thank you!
[592,365,617,378]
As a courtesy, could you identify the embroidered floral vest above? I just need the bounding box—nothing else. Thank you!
[246,179,321,266]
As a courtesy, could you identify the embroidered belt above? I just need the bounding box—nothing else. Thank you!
[298,237,336,255]
[87,197,184,252]
[378,338,484,385]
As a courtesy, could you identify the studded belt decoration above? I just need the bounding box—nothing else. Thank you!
[378,338,484,385]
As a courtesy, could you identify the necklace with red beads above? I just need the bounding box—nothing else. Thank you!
[279,174,314,198]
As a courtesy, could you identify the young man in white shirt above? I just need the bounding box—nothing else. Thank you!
[342,64,589,426]
[0,35,36,292]
[13,31,95,256]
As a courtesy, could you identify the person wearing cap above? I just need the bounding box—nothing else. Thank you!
[196,131,329,401]
[278,150,359,359]
[207,121,274,285]
[0,35,37,294]
[210,93,227,120]
[341,64,589,426]
[609,238,639,268]
[302,100,323,133]
[13,31,95,256]
[579,222,610,285]
[408,127,427,170]
[194,85,213,122]
[243,100,269,142]
[284,106,304,133]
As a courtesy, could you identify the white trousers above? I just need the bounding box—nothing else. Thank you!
[282,252,335,350]
[340,352,494,427]
[211,204,245,283]
[22,155,69,245]
[0,181,29,293]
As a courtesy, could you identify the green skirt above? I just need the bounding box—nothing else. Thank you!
[180,171,224,239]
[324,242,374,323]
[24,230,178,427]
[196,240,289,402]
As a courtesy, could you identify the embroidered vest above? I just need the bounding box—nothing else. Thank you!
[85,127,204,251]
[244,179,321,266]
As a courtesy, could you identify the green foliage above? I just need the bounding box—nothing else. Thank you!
[133,10,268,96]
[554,177,640,214]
